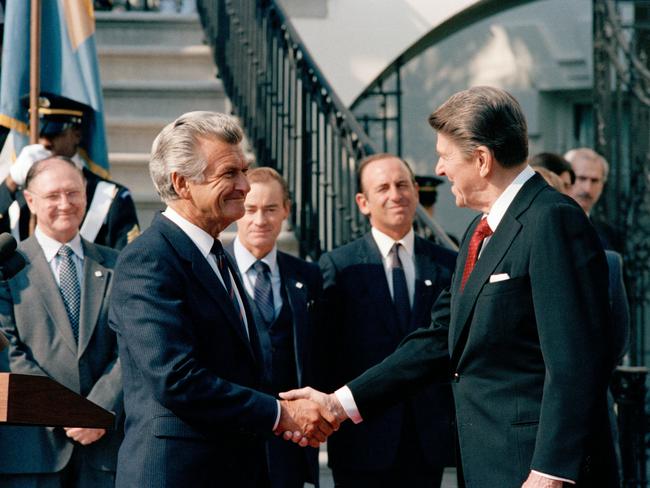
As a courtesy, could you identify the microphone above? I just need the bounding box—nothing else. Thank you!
[0,232,17,261]
[0,233,26,281]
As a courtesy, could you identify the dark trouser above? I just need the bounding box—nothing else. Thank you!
[332,467,443,488]
[333,406,446,488]
[266,435,311,488]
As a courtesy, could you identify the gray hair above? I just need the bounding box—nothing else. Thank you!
[149,111,244,202]
[564,147,609,182]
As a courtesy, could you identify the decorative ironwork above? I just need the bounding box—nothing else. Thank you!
[196,0,453,259]
[594,2,650,485]
[353,61,403,157]
[612,366,649,487]
[593,0,650,367]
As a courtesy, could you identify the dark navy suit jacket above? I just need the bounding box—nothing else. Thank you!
[317,232,456,472]
[109,214,278,488]
[348,175,618,487]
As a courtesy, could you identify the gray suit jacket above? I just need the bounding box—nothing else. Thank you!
[0,236,122,474]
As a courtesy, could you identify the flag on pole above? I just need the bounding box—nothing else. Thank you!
[0,0,109,176]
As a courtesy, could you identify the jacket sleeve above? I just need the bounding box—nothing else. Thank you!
[86,350,123,416]
[313,252,343,392]
[347,288,452,417]
[528,202,616,479]
[0,280,50,377]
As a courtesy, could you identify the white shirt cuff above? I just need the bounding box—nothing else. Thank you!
[334,386,363,424]
[531,470,574,484]
[272,400,281,431]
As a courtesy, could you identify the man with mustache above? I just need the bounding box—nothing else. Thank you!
[565,147,620,252]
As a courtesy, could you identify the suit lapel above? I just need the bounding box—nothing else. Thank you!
[22,238,77,355]
[277,252,308,387]
[360,234,403,339]
[77,240,110,358]
[156,216,257,362]
[411,237,439,333]
[449,174,546,356]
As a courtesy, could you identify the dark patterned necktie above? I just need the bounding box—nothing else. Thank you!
[460,218,493,291]
[253,260,275,325]
[390,243,411,332]
[58,245,80,343]
[211,240,245,331]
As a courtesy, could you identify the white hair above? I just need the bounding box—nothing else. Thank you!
[564,147,609,182]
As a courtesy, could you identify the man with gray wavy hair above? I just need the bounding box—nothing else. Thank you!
[109,111,337,488]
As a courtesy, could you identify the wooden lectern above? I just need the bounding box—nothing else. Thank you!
[0,373,114,429]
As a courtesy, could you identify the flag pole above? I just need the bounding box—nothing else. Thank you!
[29,0,41,144]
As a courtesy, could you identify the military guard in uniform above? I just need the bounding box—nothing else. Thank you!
[0,93,139,249]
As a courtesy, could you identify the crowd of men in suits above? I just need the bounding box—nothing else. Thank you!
[0,86,628,488]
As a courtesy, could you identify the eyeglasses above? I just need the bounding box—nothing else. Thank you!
[26,190,84,206]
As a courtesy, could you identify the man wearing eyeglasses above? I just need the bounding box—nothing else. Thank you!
[0,156,122,487]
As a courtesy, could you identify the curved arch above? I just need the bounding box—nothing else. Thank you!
[350,0,538,110]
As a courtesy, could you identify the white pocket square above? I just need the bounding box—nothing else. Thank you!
[489,273,510,283]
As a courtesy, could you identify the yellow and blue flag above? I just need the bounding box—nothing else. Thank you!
[0,0,109,175]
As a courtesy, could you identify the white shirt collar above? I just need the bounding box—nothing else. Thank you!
[486,165,536,232]
[371,226,415,259]
[162,206,215,258]
[233,236,278,276]
[34,227,84,263]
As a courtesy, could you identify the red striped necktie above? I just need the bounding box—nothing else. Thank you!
[460,218,493,291]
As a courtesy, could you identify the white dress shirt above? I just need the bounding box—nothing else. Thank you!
[35,227,84,285]
[232,237,283,318]
[162,207,249,337]
[371,227,416,306]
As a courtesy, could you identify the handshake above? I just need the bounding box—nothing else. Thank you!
[274,387,348,448]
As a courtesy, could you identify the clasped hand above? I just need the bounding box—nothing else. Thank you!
[274,387,348,448]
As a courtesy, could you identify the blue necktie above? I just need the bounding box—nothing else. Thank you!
[253,260,275,325]
[211,240,245,331]
[58,245,80,343]
[390,243,411,333]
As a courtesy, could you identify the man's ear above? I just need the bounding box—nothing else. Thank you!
[475,146,494,178]
[24,190,37,213]
[171,172,190,199]
[282,199,291,220]
[72,127,82,145]
[355,192,370,216]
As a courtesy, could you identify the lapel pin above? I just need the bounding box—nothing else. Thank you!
[295,282,303,289]
[424,279,432,287]
[94,270,103,278]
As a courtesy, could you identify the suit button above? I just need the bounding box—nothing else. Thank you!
[452,372,460,382]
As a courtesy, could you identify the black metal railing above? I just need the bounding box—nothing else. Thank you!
[594,0,650,367]
[196,0,455,259]
[594,0,650,485]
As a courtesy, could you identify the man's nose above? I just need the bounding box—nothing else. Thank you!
[435,159,445,177]
[387,185,402,200]
[252,210,265,225]
[237,173,251,194]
